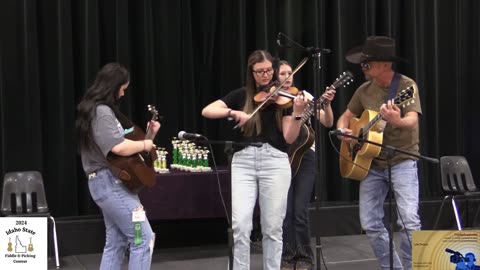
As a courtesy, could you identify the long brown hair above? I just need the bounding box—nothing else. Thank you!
[242,50,283,136]
[75,63,131,152]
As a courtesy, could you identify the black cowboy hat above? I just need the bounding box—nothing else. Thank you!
[345,36,406,64]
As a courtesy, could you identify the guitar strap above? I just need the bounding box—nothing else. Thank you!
[374,72,401,161]
[385,73,401,102]
[375,72,401,137]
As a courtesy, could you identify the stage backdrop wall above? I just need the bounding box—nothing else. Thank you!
[0,0,479,217]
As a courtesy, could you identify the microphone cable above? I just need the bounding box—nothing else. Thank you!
[208,143,231,225]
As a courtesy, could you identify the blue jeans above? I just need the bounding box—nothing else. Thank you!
[231,143,291,270]
[282,149,315,265]
[88,169,155,270]
[359,159,421,270]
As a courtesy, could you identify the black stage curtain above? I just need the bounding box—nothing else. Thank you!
[0,0,479,217]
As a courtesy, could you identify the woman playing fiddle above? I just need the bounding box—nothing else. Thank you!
[278,60,336,270]
[202,50,309,270]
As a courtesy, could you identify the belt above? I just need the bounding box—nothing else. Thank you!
[88,172,97,179]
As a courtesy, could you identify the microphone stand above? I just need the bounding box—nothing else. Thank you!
[277,32,330,270]
[193,138,262,270]
[310,41,328,270]
[334,131,438,270]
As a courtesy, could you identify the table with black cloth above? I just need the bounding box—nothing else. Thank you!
[139,167,231,220]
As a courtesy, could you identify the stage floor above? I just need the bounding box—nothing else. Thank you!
[48,234,405,270]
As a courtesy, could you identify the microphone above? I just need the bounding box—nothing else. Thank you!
[276,32,283,47]
[178,131,207,140]
[329,128,345,136]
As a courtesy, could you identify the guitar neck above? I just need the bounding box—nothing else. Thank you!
[145,121,156,140]
[145,128,155,140]
[144,104,159,141]
[297,71,353,124]
[360,85,415,136]
[362,113,382,137]
[300,96,325,123]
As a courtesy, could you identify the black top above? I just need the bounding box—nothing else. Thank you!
[221,87,292,153]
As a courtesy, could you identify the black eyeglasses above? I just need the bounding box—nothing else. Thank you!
[252,68,274,76]
[360,62,371,70]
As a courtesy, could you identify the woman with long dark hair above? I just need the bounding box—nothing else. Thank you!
[76,63,160,270]
[277,60,335,270]
[202,50,309,270]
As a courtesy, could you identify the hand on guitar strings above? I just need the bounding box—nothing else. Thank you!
[379,99,401,125]
[335,127,354,142]
[142,139,156,152]
[321,88,336,105]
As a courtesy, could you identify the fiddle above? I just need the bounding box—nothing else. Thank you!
[233,57,309,129]
[254,84,301,109]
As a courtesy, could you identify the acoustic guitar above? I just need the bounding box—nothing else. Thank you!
[288,71,354,177]
[339,86,415,180]
[108,105,159,192]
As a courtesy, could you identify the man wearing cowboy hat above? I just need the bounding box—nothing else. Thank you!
[336,36,422,270]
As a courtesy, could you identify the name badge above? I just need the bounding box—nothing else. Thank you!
[132,210,146,222]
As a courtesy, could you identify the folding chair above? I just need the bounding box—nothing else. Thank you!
[433,156,480,230]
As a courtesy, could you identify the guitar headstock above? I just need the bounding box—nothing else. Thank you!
[393,86,415,107]
[147,105,159,121]
[331,71,354,89]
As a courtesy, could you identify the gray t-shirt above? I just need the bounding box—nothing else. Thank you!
[81,105,125,174]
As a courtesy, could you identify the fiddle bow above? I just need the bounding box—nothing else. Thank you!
[233,57,309,129]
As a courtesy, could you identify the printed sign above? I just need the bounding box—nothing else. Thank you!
[0,217,47,269]
[413,230,480,270]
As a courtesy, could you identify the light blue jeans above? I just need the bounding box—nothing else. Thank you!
[231,143,291,270]
[88,169,155,270]
[359,159,421,270]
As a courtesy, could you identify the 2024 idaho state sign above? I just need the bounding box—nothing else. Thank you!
[1,217,47,270]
